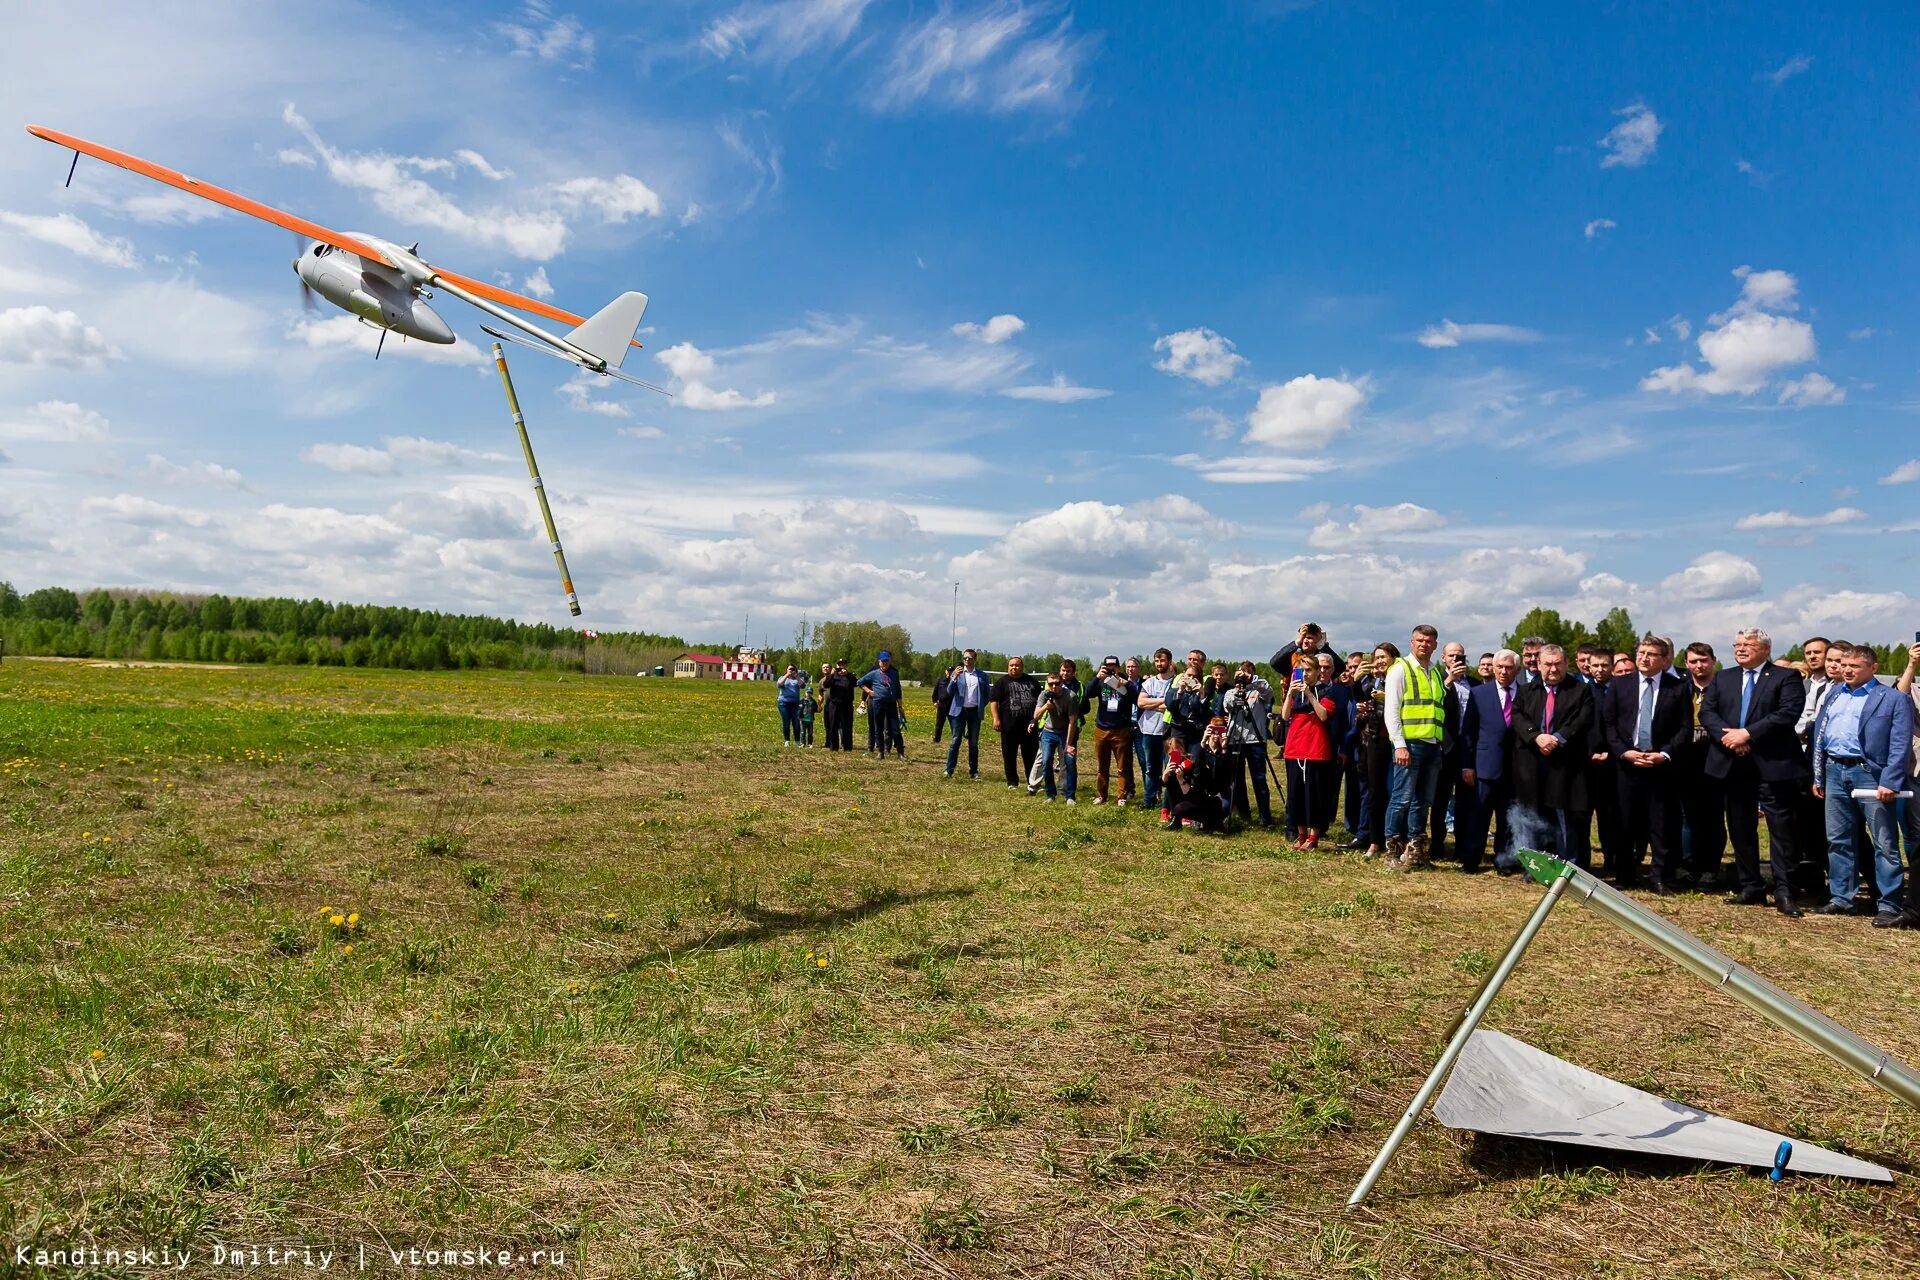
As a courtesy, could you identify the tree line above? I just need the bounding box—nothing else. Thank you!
[0,583,689,673]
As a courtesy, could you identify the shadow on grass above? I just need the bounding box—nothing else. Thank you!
[1463,1131,1911,1183]
[620,885,975,970]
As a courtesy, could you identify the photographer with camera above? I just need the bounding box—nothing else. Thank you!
[1270,621,1337,676]
[1162,715,1236,834]
[1030,669,1081,803]
[1166,649,1214,752]
[1083,654,1141,805]
[1221,659,1275,828]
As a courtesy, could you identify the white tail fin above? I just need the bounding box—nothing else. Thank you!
[566,291,649,369]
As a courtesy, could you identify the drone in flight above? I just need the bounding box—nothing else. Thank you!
[27,125,666,392]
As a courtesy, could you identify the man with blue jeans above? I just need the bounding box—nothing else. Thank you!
[1136,648,1175,814]
[1031,672,1079,802]
[943,649,990,779]
[1385,624,1447,870]
[1811,643,1915,925]
[857,651,905,759]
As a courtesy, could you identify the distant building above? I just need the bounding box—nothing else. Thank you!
[673,649,774,680]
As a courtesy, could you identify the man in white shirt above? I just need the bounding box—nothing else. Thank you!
[1135,648,1176,815]
[942,649,991,779]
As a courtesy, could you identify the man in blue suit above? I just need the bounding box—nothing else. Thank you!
[1458,648,1522,874]
[1811,643,1915,925]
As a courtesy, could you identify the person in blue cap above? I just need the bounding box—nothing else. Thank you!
[858,650,907,759]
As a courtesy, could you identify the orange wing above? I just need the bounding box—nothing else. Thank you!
[28,125,397,266]
[29,124,641,350]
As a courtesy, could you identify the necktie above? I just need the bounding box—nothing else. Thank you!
[1501,686,1512,726]
[1636,677,1655,752]
[1543,685,1556,734]
[1739,669,1757,727]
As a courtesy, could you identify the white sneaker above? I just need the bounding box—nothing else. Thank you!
[1065,798,1077,806]
[1092,796,1105,806]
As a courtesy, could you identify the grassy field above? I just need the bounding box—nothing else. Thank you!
[2,659,1918,1279]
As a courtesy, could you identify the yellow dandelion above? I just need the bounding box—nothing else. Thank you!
[102,837,111,844]
[90,1049,104,1060]
[319,905,335,915]
[330,914,346,927]
[82,831,91,839]
[341,944,354,955]
[816,957,829,968]
[346,912,360,926]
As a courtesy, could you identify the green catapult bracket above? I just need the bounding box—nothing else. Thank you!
[1514,847,1577,887]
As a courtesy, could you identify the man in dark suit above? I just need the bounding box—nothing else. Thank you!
[1676,642,1725,887]
[1512,644,1595,868]
[1429,640,1480,862]
[1459,648,1522,873]
[1581,645,1626,878]
[1700,627,1808,916]
[1604,635,1693,893]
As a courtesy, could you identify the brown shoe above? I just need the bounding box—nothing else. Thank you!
[1405,834,1432,869]
[1383,836,1407,870]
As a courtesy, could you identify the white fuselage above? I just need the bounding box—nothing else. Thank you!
[292,237,454,343]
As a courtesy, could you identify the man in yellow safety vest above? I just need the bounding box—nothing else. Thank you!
[1385,623,1447,870]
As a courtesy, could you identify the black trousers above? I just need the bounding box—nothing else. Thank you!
[1000,725,1038,786]
[871,701,903,756]
[1343,757,1363,835]
[1615,764,1678,884]
[1590,760,1625,873]
[1677,741,1725,880]
[1363,735,1392,846]
[1170,790,1228,832]
[1232,744,1273,822]
[1429,747,1466,857]
[1721,759,1799,895]
[824,702,853,751]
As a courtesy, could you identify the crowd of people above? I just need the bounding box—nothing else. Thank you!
[772,624,1920,927]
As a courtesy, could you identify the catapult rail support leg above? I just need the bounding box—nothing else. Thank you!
[1347,861,1575,1209]
[493,342,581,617]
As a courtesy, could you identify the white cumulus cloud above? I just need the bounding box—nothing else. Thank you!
[1153,327,1246,386]
[0,211,139,268]
[1641,266,1817,396]
[0,400,110,441]
[951,313,1026,344]
[147,454,244,487]
[0,306,121,370]
[1244,374,1367,451]
[657,341,776,410]
[1660,551,1760,600]
[1308,503,1445,551]
[1598,101,1662,168]
[1777,372,1844,407]
[1583,218,1616,240]
[1879,460,1920,486]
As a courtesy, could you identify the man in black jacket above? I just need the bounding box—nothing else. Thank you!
[1512,645,1595,868]
[1603,635,1692,893]
[821,660,856,751]
[1700,627,1808,916]
[1429,640,1479,862]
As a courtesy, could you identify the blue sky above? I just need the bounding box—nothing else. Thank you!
[1,0,1914,656]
